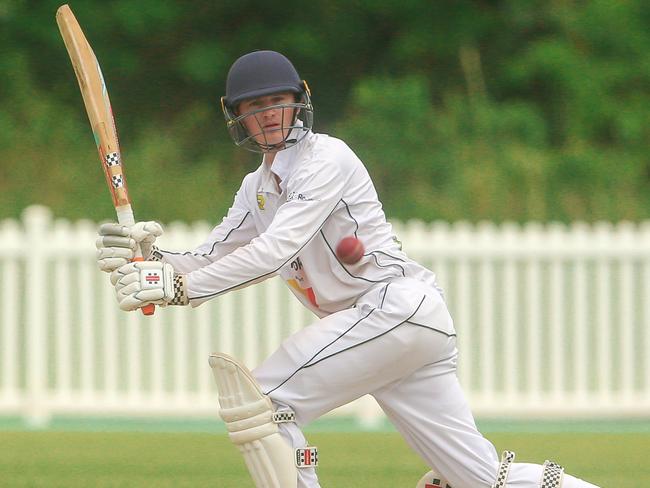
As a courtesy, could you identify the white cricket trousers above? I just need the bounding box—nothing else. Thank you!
[253,277,599,488]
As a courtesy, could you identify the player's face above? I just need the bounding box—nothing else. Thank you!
[238,92,296,150]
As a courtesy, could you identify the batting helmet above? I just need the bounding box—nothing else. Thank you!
[221,50,313,153]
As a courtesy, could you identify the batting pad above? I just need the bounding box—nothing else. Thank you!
[209,353,298,488]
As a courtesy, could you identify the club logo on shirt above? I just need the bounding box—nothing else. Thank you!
[257,193,265,210]
[285,257,319,309]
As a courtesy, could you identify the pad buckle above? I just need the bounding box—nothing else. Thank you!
[272,410,296,423]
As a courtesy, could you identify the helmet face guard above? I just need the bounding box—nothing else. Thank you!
[221,85,313,153]
[222,51,314,153]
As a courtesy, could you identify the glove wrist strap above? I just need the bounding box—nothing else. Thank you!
[150,245,164,262]
[170,274,189,306]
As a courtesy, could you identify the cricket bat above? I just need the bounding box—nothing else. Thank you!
[56,4,155,315]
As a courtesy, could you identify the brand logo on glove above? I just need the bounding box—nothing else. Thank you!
[145,272,161,283]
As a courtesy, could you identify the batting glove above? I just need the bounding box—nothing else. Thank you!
[110,261,188,311]
[96,221,163,272]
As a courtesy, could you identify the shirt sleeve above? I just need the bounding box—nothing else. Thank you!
[157,178,258,274]
[185,159,347,306]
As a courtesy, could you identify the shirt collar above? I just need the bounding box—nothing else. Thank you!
[258,159,280,195]
[260,125,312,194]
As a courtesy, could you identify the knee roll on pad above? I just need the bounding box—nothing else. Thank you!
[209,353,317,488]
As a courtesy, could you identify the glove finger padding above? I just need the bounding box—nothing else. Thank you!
[130,221,163,241]
[98,256,132,273]
[96,223,136,273]
[111,261,176,311]
[130,221,164,258]
[96,221,163,273]
[99,223,131,237]
[111,262,142,286]
[96,245,135,273]
[119,292,166,312]
[96,234,136,250]
[96,247,134,261]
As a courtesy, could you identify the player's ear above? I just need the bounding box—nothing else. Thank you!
[292,93,302,117]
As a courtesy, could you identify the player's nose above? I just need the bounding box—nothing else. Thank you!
[263,105,279,115]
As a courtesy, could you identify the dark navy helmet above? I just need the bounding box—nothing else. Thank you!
[221,50,313,153]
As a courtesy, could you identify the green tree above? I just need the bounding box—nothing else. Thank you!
[1,0,648,222]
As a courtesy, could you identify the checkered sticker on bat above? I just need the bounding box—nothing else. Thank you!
[105,152,121,167]
[111,174,124,188]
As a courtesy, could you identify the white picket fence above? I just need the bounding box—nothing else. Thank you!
[1,205,649,427]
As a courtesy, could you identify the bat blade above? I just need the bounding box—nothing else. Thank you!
[57,4,155,316]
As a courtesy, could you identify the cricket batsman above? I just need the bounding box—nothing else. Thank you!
[96,50,601,488]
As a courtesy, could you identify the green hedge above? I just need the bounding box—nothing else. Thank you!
[1,1,648,222]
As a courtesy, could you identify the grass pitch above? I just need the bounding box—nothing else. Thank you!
[1,430,648,487]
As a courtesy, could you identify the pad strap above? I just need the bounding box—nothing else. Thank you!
[272,411,296,423]
[492,450,515,488]
[540,460,564,488]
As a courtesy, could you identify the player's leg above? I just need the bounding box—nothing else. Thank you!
[252,278,459,487]
[375,352,500,487]
[207,281,424,488]
[374,357,601,487]
[209,353,318,488]
[254,279,457,422]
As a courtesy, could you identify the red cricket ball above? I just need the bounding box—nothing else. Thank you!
[336,236,365,264]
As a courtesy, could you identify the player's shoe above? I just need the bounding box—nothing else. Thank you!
[416,470,453,488]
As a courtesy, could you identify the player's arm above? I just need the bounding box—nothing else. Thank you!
[153,186,258,273]
[109,160,347,311]
[184,159,347,306]
[96,177,257,274]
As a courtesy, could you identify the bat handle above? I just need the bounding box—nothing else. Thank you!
[133,256,155,316]
[141,304,155,316]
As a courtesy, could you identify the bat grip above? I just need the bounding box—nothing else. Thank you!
[133,256,155,316]
[115,207,154,316]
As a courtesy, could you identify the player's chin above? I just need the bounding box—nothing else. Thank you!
[256,130,288,149]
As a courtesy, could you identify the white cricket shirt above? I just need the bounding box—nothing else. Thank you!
[158,130,439,317]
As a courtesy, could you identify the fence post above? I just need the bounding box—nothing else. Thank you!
[23,205,51,427]
[1,218,21,408]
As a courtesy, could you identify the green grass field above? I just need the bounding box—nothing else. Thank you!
[2,430,648,487]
